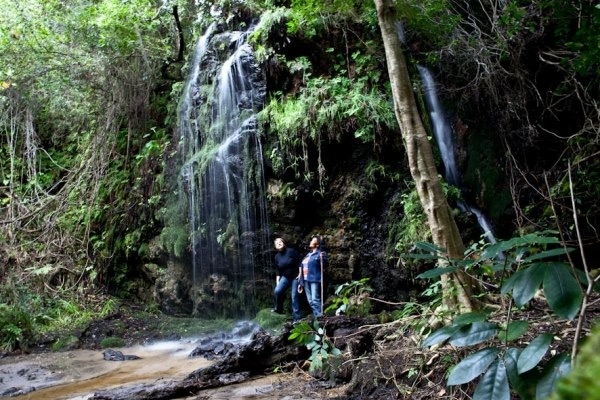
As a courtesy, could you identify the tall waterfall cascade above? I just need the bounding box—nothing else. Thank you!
[174,19,269,316]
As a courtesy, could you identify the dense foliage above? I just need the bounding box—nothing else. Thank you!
[0,0,177,338]
[1,1,599,397]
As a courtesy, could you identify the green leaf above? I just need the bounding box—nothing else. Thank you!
[518,333,553,374]
[501,263,546,307]
[414,241,446,254]
[449,322,498,347]
[422,324,462,348]
[453,311,491,326]
[473,359,510,400]
[503,348,532,399]
[320,348,328,359]
[543,263,582,320]
[498,320,529,342]
[535,353,571,400]
[416,266,457,279]
[447,347,499,386]
[481,241,511,260]
[522,247,573,262]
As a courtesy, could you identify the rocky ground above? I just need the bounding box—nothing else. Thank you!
[1,296,598,399]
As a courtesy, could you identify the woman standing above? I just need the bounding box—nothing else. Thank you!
[299,236,328,317]
[273,238,303,321]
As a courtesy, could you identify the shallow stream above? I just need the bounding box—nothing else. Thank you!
[0,339,211,399]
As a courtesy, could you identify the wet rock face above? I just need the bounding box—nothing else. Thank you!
[188,321,259,360]
[153,260,193,315]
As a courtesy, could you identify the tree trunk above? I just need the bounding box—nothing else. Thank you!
[374,0,476,312]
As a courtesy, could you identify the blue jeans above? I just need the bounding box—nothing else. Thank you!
[303,281,322,317]
[273,276,301,320]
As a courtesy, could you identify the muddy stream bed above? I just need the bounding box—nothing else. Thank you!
[0,340,211,399]
[0,321,302,400]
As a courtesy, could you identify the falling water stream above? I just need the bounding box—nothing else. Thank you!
[174,17,269,316]
[394,21,498,244]
[418,65,498,244]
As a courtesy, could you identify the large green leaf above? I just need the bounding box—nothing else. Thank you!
[422,324,462,348]
[447,347,499,386]
[501,263,546,307]
[481,241,513,260]
[498,320,529,342]
[481,232,560,260]
[473,359,510,400]
[453,311,491,325]
[414,241,446,254]
[518,333,553,374]
[535,353,571,400]
[521,247,573,262]
[543,263,582,320]
[449,322,498,347]
[503,348,533,399]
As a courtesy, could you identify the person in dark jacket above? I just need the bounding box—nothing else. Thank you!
[299,236,328,317]
[273,237,303,321]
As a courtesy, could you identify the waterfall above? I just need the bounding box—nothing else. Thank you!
[175,20,269,316]
[418,66,461,188]
[418,65,498,245]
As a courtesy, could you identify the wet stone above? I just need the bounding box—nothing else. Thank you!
[102,349,141,361]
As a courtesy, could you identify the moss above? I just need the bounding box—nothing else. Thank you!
[550,324,600,400]
[255,308,289,332]
[100,336,126,348]
[51,335,80,351]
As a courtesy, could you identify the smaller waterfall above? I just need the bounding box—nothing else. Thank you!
[394,20,499,245]
[418,66,461,187]
[418,65,498,245]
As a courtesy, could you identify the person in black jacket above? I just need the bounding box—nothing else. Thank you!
[272,237,303,321]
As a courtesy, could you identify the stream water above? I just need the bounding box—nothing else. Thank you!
[0,339,211,399]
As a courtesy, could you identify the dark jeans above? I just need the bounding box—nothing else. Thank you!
[273,276,301,320]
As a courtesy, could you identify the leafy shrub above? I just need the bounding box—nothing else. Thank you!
[325,278,372,316]
[289,319,342,378]
[0,303,33,351]
[413,232,588,399]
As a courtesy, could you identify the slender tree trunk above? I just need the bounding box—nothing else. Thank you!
[374,0,476,312]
